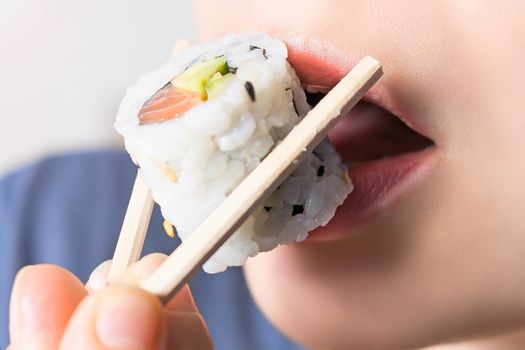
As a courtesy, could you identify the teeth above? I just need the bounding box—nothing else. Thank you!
[303,84,330,94]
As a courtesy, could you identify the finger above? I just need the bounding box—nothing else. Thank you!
[165,284,199,312]
[87,253,168,293]
[59,285,164,350]
[117,253,213,349]
[117,254,199,312]
[118,253,168,287]
[164,298,213,350]
[86,260,112,293]
[9,265,87,350]
[87,254,200,312]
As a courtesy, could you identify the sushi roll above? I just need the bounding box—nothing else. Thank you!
[115,33,352,273]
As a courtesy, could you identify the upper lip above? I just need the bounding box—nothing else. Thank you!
[281,35,433,141]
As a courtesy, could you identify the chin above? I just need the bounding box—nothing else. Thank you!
[243,232,525,350]
[244,247,427,350]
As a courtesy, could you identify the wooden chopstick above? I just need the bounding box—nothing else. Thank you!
[141,56,383,302]
[107,40,191,284]
[107,174,154,283]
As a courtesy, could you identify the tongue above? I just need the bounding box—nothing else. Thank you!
[328,101,433,162]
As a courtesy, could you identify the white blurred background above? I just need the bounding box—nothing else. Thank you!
[0,0,196,175]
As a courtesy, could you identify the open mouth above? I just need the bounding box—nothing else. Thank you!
[304,88,436,236]
[304,90,434,165]
[284,37,438,237]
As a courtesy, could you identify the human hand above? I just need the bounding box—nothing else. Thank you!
[7,253,213,349]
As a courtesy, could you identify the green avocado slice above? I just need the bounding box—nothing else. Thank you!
[206,72,234,99]
[171,56,230,100]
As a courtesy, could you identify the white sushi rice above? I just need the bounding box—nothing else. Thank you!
[115,33,353,273]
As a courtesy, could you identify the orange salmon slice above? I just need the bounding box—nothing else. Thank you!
[139,85,202,125]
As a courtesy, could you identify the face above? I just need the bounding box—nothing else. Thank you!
[193,1,525,349]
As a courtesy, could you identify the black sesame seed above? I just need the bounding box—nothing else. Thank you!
[292,97,299,115]
[245,81,256,102]
[289,87,299,115]
[317,165,325,177]
[264,206,272,212]
[226,61,237,74]
[249,45,267,59]
[292,204,304,216]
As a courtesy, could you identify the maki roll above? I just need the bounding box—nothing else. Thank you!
[115,33,352,273]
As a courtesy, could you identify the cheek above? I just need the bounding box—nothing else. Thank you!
[243,240,440,350]
[243,243,434,350]
[192,1,228,39]
[192,0,340,41]
[243,163,525,350]
[192,0,257,40]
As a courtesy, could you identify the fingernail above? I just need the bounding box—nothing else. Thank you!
[87,260,111,292]
[96,292,160,349]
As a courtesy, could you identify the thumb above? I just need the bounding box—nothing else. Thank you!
[59,285,164,350]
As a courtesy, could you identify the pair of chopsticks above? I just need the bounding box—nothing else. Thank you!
[108,40,383,303]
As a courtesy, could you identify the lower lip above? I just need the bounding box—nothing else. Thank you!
[307,146,436,240]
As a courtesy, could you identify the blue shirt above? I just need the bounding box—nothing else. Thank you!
[0,150,303,349]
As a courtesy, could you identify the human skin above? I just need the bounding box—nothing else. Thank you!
[7,254,212,350]
[193,1,525,349]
